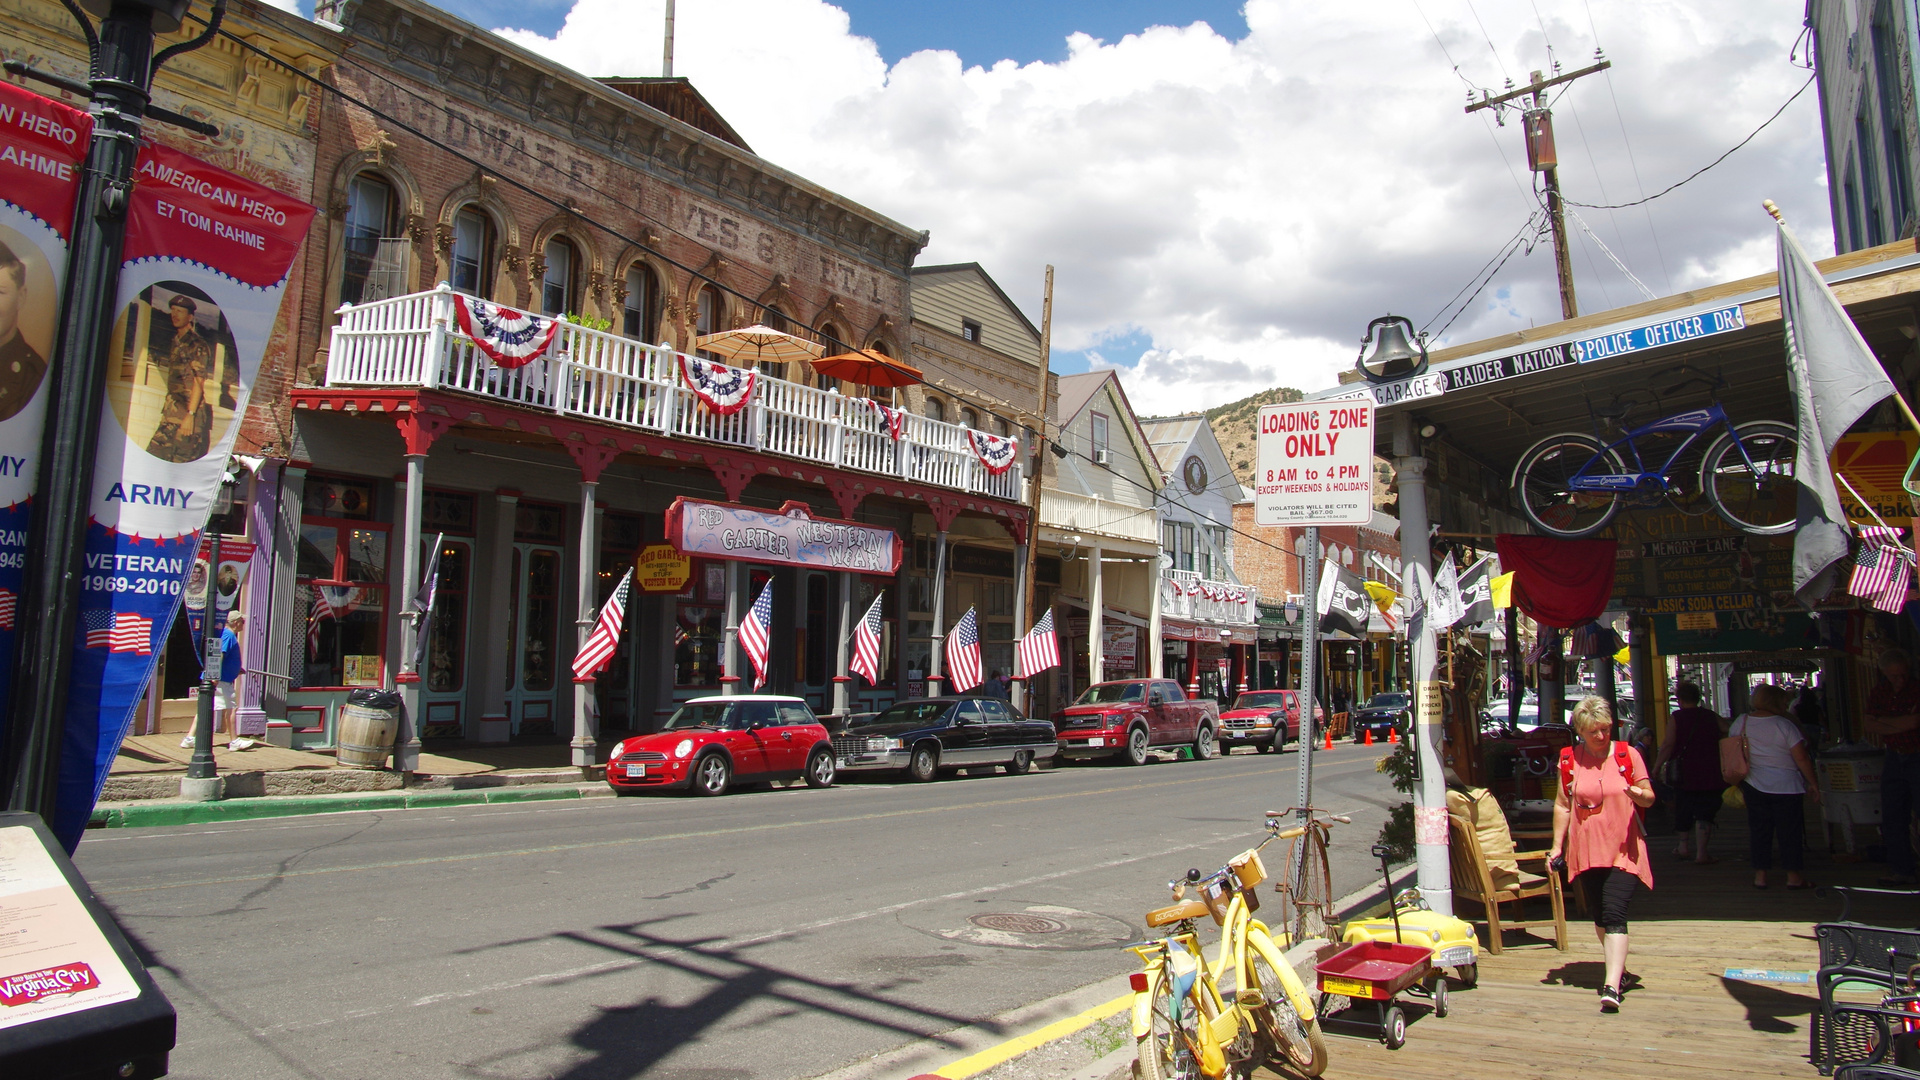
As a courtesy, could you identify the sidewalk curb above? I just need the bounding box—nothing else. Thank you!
[88,782,612,829]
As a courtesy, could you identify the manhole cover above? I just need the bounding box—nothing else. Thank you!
[969,913,1066,934]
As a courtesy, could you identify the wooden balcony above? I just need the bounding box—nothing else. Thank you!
[1162,569,1258,625]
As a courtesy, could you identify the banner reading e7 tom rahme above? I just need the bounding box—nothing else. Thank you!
[0,82,92,757]
[52,142,313,848]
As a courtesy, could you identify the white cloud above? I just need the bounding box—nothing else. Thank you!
[502,0,1826,413]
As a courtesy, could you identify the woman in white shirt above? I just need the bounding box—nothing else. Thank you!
[1734,683,1822,889]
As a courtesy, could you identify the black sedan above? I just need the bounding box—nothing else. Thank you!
[1351,692,1411,744]
[833,696,1058,782]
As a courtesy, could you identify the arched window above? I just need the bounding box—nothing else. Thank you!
[450,205,494,296]
[695,285,725,357]
[541,236,576,316]
[623,263,660,341]
[340,173,400,306]
[925,397,946,423]
[815,322,843,393]
[993,415,1010,437]
[759,307,789,380]
[960,407,979,430]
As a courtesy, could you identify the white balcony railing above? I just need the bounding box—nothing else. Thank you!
[323,284,1023,502]
[1038,489,1158,545]
[1162,569,1257,625]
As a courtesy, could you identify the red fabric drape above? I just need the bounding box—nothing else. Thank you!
[1495,535,1618,629]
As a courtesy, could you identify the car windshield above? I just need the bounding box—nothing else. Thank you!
[1368,693,1409,709]
[1076,683,1146,705]
[1233,692,1286,710]
[664,702,740,731]
[871,701,953,728]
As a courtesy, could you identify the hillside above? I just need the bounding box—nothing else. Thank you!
[1174,386,1305,488]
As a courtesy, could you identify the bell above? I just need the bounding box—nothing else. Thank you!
[1355,315,1429,384]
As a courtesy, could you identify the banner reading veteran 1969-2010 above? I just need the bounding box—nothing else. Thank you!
[0,83,91,749]
[52,142,313,848]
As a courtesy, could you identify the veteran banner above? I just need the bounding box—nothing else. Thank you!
[53,142,313,848]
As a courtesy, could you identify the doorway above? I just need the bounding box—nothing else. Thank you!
[506,542,563,737]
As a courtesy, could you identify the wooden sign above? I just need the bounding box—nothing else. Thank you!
[636,543,692,593]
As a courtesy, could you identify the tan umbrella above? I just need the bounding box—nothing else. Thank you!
[693,324,824,365]
[813,349,924,388]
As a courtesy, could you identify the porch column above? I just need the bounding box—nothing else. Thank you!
[1148,564,1164,679]
[832,571,853,718]
[236,464,276,738]
[1009,540,1030,711]
[1088,542,1104,685]
[1393,412,1449,916]
[394,452,426,773]
[722,560,743,695]
[570,481,600,769]
[482,491,518,732]
[264,464,304,735]
[1237,643,1250,693]
[1186,640,1199,697]
[928,530,949,695]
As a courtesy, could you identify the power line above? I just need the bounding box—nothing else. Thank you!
[1427,218,1541,341]
[1422,211,1540,333]
[1582,0,1673,293]
[1462,0,1511,82]
[1564,74,1817,210]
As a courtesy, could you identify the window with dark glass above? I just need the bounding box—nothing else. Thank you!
[695,285,725,357]
[520,548,560,692]
[960,407,979,430]
[925,397,945,423]
[303,474,377,520]
[961,318,982,344]
[340,174,398,306]
[1091,412,1110,463]
[424,541,469,692]
[1872,6,1913,235]
[295,510,390,689]
[541,237,575,316]
[1860,113,1888,247]
[623,264,660,341]
[806,575,830,685]
[451,206,494,296]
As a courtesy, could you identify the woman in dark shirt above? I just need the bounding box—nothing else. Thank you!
[1652,680,1728,864]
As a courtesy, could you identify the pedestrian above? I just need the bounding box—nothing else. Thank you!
[1651,680,1727,863]
[986,669,1011,701]
[216,613,244,746]
[1733,682,1821,889]
[1548,695,1655,1014]
[1863,648,1920,886]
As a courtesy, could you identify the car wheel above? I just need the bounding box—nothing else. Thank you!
[805,749,836,788]
[1123,726,1151,766]
[908,744,939,782]
[1005,749,1034,775]
[1256,736,1275,754]
[692,753,731,797]
[1193,725,1217,761]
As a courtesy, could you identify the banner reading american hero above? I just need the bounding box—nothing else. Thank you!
[53,142,313,848]
[0,83,91,756]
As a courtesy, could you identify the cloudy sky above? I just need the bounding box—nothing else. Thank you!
[297,0,1830,414]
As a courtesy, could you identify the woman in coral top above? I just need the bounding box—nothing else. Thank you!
[1548,696,1656,1014]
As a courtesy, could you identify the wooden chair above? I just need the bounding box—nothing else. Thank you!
[1447,810,1568,953]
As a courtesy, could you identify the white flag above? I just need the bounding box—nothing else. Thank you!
[1432,554,1465,629]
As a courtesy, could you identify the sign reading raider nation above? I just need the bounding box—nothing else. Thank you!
[1254,399,1375,526]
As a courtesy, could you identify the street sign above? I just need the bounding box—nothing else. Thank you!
[1254,400,1375,526]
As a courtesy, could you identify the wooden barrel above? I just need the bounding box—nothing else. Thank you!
[336,700,397,769]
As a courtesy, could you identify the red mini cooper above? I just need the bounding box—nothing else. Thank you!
[607,695,837,797]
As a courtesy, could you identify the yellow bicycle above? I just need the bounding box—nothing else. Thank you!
[1126,818,1329,1080]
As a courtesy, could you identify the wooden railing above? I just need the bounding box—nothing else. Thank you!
[1162,569,1258,624]
[324,284,1023,501]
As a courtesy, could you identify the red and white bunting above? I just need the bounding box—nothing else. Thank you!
[452,295,561,368]
[679,353,757,415]
[966,430,1020,475]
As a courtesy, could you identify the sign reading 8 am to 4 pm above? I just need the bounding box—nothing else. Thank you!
[1254,398,1375,526]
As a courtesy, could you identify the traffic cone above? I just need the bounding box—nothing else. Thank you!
[1364,727,1373,746]
[1323,727,1333,752]
[1388,726,1399,744]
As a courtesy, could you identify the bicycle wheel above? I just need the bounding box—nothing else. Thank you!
[1247,934,1329,1077]
[1288,829,1334,944]
[1700,420,1799,535]
[1136,971,1205,1080]
[1513,432,1625,539]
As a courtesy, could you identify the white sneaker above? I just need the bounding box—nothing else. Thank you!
[179,735,194,748]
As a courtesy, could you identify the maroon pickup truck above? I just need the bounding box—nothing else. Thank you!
[1053,679,1223,765]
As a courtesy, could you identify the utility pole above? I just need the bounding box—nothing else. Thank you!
[3,1,225,818]
[1465,58,1611,322]
[1014,266,1052,714]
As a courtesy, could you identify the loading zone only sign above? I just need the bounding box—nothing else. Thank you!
[1254,399,1375,526]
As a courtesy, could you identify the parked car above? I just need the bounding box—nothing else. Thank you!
[606,695,836,797]
[1217,689,1323,753]
[833,696,1057,781]
[1054,678,1222,765]
[1350,692,1411,743]
[1479,697,1542,734]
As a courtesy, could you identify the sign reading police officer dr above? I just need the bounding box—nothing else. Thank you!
[1254,398,1375,527]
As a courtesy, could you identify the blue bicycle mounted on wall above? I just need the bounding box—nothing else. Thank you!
[1510,369,1800,539]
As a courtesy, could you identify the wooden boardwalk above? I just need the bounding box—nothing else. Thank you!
[1259,818,1907,1080]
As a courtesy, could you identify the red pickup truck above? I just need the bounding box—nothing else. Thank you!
[1053,679,1222,765]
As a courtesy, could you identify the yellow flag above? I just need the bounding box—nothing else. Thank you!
[1491,571,1515,609]
[1363,581,1397,612]
[1613,645,1631,665]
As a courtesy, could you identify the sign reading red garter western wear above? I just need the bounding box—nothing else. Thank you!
[49,142,316,851]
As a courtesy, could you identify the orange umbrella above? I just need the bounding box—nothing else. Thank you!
[813,349,923,388]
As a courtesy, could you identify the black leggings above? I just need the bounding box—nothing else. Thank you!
[1575,867,1639,934]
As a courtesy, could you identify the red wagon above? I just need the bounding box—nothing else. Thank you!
[1315,939,1447,1049]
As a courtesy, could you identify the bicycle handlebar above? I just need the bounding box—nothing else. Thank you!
[1265,808,1352,824]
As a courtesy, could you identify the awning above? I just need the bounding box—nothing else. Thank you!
[1057,596,1150,629]
[1161,618,1256,645]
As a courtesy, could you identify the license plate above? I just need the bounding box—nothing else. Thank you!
[1321,976,1376,999]
[623,764,646,778]
[1436,945,1475,966]
[1085,738,1105,747]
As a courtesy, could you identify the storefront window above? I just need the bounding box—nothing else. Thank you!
[296,504,390,689]
[521,548,560,692]
[805,574,830,686]
[676,605,723,686]
[425,541,469,692]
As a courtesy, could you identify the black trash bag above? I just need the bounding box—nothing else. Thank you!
[346,687,402,711]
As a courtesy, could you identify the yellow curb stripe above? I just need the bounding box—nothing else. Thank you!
[933,992,1133,1080]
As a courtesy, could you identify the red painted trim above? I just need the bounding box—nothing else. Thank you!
[396,672,421,684]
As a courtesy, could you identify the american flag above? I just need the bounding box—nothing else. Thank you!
[945,606,982,693]
[850,592,885,686]
[1524,633,1555,666]
[740,579,774,690]
[412,533,444,670]
[307,587,338,658]
[1850,525,1914,613]
[84,610,152,654]
[571,569,632,681]
[1015,607,1060,678]
[0,587,14,630]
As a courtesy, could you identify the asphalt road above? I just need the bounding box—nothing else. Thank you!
[75,741,1402,1080]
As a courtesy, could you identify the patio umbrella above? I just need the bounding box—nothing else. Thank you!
[813,348,924,388]
[693,324,824,365]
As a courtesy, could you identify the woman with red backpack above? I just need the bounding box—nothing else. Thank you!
[1548,696,1656,1013]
